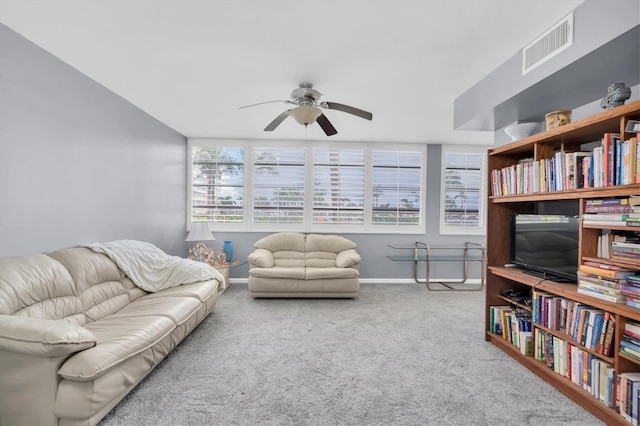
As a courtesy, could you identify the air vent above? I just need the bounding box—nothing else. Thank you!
[522,12,573,75]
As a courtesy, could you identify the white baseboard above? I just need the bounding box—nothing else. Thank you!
[230,278,482,285]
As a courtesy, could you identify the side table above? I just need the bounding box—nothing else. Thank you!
[387,241,486,291]
[212,260,247,293]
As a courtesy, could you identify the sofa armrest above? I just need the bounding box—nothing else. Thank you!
[0,314,96,357]
[336,249,361,268]
[248,248,274,268]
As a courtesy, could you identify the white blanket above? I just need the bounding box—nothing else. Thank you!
[84,240,225,292]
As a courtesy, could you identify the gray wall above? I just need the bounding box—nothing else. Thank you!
[0,24,188,257]
[206,144,487,281]
[0,23,483,281]
[455,0,640,131]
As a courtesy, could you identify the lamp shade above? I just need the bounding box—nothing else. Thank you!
[289,105,322,125]
[185,222,215,242]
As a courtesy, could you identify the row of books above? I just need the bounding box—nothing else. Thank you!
[490,133,639,196]
[597,232,640,261]
[534,329,615,408]
[532,289,616,355]
[488,305,532,355]
[622,275,640,310]
[577,263,628,304]
[617,372,640,424]
[584,197,640,228]
[618,321,640,423]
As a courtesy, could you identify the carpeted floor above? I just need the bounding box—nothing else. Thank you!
[99,283,604,426]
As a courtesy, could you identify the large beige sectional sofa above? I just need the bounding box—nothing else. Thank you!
[0,243,222,426]
[248,232,361,298]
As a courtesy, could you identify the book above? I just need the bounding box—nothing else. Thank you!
[577,286,626,303]
[583,213,629,221]
[578,264,634,279]
[626,320,640,340]
[582,261,630,271]
[583,220,628,226]
[602,314,616,356]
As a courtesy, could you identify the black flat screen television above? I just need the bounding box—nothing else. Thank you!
[509,214,579,283]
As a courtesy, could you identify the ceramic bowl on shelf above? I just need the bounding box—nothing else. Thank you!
[504,122,540,141]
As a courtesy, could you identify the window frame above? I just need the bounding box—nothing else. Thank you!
[439,145,487,236]
[188,138,426,234]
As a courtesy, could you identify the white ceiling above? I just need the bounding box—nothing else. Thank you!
[0,0,584,144]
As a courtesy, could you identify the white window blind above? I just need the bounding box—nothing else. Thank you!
[190,146,244,223]
[253,147,306,225]
[188,139,426,234]
[440,147,486,235]
[313,148,365,225]
[372,150,423,226]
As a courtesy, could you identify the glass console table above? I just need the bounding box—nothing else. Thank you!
[212,260,247,293]
[387,242,486,291]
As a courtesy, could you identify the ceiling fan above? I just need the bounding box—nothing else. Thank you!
[239,82,373,136]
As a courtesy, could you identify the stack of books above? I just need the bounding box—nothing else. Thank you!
[611,238,640,263]
[621,275,640,309]
[488,305,532,355]
[628,195,640,227]
[621,320,640,361]
[490,132,639,196]
[577,262,630,304]
[583,197,631,227]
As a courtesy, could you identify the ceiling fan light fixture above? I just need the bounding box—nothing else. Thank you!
[289,105,322,126]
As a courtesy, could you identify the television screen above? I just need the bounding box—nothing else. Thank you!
[509,214,579,283]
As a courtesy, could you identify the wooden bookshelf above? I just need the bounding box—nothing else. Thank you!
[485,100,640,425]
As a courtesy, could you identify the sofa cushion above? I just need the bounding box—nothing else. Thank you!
[306,251,338,268]
[273,251,305,267]
[306,267,360,280]
[108,296,202,326]
[305,234,358,267]
[254,232,306,252]
[0,254,85,325]
[305,233,356,253]
[58,315,174,381]
[48,248,147,323]
[141,279,219,302]
[249,266,306,279]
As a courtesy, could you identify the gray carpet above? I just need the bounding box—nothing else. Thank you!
[99,283,603,426]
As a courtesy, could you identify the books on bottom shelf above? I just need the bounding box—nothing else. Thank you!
[534,328,615,408]
[616,372,640,424]
[489,305,532,355]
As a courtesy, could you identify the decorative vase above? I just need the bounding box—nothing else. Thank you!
[222,240,234,262]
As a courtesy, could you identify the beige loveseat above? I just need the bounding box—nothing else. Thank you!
[0,243,222,426]
[248,232,361,298]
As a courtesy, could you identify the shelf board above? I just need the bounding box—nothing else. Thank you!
[489,100,640,156]
[490,184,640,203]
[486,333,625,425]
[489,266,640,320]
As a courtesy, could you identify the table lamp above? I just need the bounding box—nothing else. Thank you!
[185,222,215,262]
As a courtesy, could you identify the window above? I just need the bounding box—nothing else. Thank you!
[253,146,306,225]
[372,150,422,226]
[313,147,365,226]
[190,146,244,224]
[188,139,426,234]
[439,146,487,235]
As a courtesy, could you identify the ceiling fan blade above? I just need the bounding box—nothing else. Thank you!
[264,110,291,131]
[316,113,338,136]
[321,102,373,121]
[239,100,293,110]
